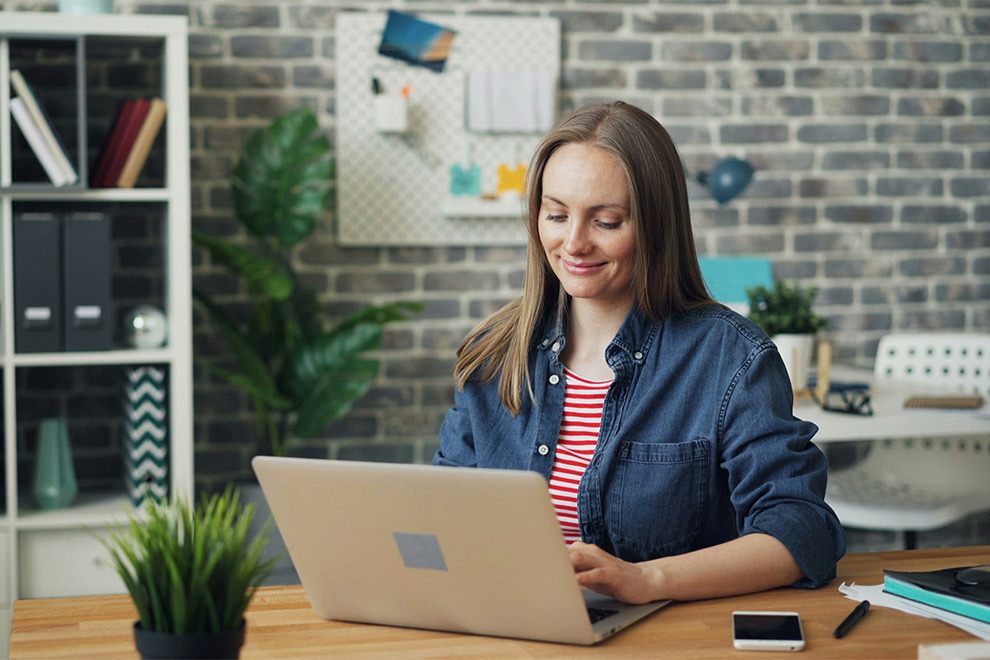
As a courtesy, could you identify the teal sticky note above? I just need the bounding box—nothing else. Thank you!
[450,163,482,196]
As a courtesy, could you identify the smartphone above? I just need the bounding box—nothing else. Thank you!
[732,611,805,652]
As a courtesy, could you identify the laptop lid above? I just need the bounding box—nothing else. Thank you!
[252,456,668,645]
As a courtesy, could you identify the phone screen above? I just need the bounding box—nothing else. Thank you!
[733,613,803,641]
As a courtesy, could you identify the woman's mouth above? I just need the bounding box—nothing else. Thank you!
[562,259,606,275]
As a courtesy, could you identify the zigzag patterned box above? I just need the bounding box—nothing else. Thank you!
[123,366,168,508]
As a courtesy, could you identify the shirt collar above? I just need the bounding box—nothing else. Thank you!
[536,300,657,365]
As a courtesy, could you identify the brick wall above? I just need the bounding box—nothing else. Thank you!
[10,0,989,552]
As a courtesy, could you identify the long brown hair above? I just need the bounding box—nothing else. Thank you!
[455,101,714,414]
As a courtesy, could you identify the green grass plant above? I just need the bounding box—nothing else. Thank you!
[100,486,277,634]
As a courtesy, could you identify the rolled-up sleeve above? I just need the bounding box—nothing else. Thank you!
[720,344,846,588]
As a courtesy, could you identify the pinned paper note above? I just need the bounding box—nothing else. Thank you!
[449,163,482,196]
[466,70,556,133]
[496,163,526,196]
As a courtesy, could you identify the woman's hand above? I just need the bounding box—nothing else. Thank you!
[568,541,662,605]
[569,534,805,604]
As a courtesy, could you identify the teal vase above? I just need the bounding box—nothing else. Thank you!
[33,418,78,510]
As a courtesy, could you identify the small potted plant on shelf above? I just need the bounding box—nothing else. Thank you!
[100,486,277,659]
[746,280,829,393]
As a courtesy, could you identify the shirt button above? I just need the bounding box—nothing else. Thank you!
[634,351,644,360]
[542,339,549,347]
[538,444,550,456]
[549,374,560,385]
[551,341,560,352]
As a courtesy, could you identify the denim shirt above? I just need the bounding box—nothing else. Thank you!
[434,303,846,588]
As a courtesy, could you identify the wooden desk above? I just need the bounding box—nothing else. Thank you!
[9,545,989,658]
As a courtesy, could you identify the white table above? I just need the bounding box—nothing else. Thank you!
[794,368,990,443]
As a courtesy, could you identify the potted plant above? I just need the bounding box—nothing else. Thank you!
[193,106,418,458]
[192,107,418,582]
[100,487,277,659]
[746,280,829,393]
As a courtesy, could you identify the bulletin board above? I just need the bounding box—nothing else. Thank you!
[335,13,560,246]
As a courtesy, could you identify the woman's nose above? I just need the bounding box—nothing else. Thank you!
[564,221,591,254]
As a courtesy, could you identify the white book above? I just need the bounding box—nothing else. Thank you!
[10,69,78,184]
[10,97,69,186]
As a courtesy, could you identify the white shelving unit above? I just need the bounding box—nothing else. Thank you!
[0,11,193,646]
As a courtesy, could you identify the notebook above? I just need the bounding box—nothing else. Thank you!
[251,456,670,645]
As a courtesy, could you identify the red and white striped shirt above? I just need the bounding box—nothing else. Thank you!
[549,368,612,544]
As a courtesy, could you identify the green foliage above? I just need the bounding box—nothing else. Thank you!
[193,107,420,456]
[746,280,829,336]
[99,487,277,634]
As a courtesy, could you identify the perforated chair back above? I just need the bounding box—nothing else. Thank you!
[873,333,990,398]
[825,332,990,545]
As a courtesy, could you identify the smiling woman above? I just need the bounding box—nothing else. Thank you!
[434,101,846,607]
[539,144,635,310]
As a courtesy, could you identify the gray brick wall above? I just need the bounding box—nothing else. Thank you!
[10,0,988,552]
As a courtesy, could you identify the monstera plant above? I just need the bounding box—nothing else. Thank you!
[193,107,418,457]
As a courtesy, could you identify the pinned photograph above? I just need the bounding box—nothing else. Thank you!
[378,10,456,73]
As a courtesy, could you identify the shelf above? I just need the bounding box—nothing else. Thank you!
[9,348,172,367]
[15,493,134,530]
[442,196,525,218]
[1,11,193,608]
[0,188,172,201]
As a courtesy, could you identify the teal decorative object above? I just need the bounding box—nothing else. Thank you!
[695,157,755,205]
[33,418,78,510]
[124,366,168,508]
[449,163,482,196]
[58,0,113,14]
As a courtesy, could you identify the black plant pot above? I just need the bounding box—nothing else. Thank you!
[133,621,246,659]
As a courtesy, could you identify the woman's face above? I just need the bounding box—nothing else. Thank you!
[538,142,636,312]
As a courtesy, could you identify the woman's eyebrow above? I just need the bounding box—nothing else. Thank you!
[541,194,628,212]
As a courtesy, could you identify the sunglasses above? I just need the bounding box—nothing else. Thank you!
[807,378,874,416]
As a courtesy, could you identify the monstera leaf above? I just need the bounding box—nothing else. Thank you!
[281,303,420,443]
[231,107,334,246]
[192,229,292,301]
[194,107,420,457]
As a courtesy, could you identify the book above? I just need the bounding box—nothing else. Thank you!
[884,567,990,624]
[90,99,151,188]
[101,98,151,187]
[9,70,78,185]
[90,100,132,187]
[903,395,983,409]
[10,97,69,186]
[115,98,167,188]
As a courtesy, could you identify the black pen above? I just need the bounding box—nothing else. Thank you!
[834,600,870,638]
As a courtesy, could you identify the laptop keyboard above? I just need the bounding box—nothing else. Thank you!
[587,607,620,624]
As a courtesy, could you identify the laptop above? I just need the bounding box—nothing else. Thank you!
[252,456,670,645]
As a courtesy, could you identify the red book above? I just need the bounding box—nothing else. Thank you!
[90,100,131,187]
[99,98,151,188]
[91,100,133,188]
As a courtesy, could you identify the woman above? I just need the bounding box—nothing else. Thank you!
[434,101,845,605]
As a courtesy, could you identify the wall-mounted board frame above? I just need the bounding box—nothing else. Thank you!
[335,13,560,246]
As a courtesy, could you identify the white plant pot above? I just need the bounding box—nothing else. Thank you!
[772,333,815,393]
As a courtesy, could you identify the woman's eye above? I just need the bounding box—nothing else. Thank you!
[597,220,621,230]
[545,214,566,222]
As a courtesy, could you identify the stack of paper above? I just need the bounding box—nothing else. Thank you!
[839,582,990,640]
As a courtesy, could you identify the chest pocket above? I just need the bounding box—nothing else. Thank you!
[607,438,710,559]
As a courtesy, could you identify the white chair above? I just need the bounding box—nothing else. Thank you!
[824,333,990,549]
